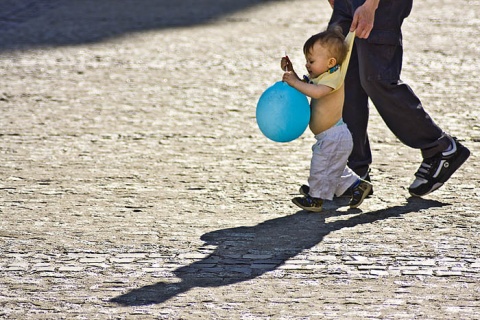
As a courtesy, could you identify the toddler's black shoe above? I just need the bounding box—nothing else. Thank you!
[341,170,373,198]
[292,195,323,212]
[409,137,470,197]
[349,180,372,208]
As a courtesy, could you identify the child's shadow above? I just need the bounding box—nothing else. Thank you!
[110,198,446,306]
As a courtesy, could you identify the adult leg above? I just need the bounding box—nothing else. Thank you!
[329,0,371,177]
[343,44,371,177]
[354,0,451,157]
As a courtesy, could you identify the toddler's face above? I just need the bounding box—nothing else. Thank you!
[304,42,336,79]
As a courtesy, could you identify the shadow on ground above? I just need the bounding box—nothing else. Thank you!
[110,197,447,306]
[0,0,279,51]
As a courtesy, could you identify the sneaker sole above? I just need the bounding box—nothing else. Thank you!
[409,182,444,197]
[291,198,323,212]
[409,146,470,197]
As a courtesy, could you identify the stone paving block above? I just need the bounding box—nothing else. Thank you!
[370,270,390,277]
[79,257,106,263]
[358,265,387,271]
[115,253,147,259]
[345,260,375,266]
[5,266,28,272]
[242,254,273,260]
[283,259,312,265]
[305,264,327,270]
[177,253,210,260]
[406,259,437,267]
[58,266,84,272]
[401,269,434,276]
[433,270,463,277]
[311,255,338,262]
[109,258,136,264]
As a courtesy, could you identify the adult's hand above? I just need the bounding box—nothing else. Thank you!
[350,0,379,39]
[328,0,334,9]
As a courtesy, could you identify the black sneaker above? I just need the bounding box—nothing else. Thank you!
[341,170,373,198]
[349,180,372,208]
[292,195,323,212]
[409,137,470,197]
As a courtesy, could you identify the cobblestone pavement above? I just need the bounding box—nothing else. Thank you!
[0,0,479,319]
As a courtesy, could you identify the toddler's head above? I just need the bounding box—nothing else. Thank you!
[303,26,348,78]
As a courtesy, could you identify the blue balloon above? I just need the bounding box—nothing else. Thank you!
[256,81,310,143]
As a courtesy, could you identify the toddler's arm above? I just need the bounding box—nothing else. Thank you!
[283,72,333,99]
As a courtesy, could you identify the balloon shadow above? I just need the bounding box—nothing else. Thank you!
[110,197,447,306]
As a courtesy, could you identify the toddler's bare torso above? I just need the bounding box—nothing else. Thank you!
[309,84,344,135]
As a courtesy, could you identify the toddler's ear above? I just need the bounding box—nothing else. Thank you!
[328,57,337,67]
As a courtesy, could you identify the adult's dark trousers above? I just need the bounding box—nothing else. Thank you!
[329,0,451,177]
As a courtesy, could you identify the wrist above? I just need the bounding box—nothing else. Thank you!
[364,0,379,10]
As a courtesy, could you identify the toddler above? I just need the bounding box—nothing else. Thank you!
[281,27,372,212]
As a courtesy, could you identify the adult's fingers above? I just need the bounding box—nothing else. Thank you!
[350,12,359,33]
[350,9,374,39]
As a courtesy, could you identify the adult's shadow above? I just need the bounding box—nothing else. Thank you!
[0,0,281,52]
[110,198,446,306]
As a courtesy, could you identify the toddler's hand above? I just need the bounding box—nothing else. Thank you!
[282,71,298,86]
[281,56,293,72]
